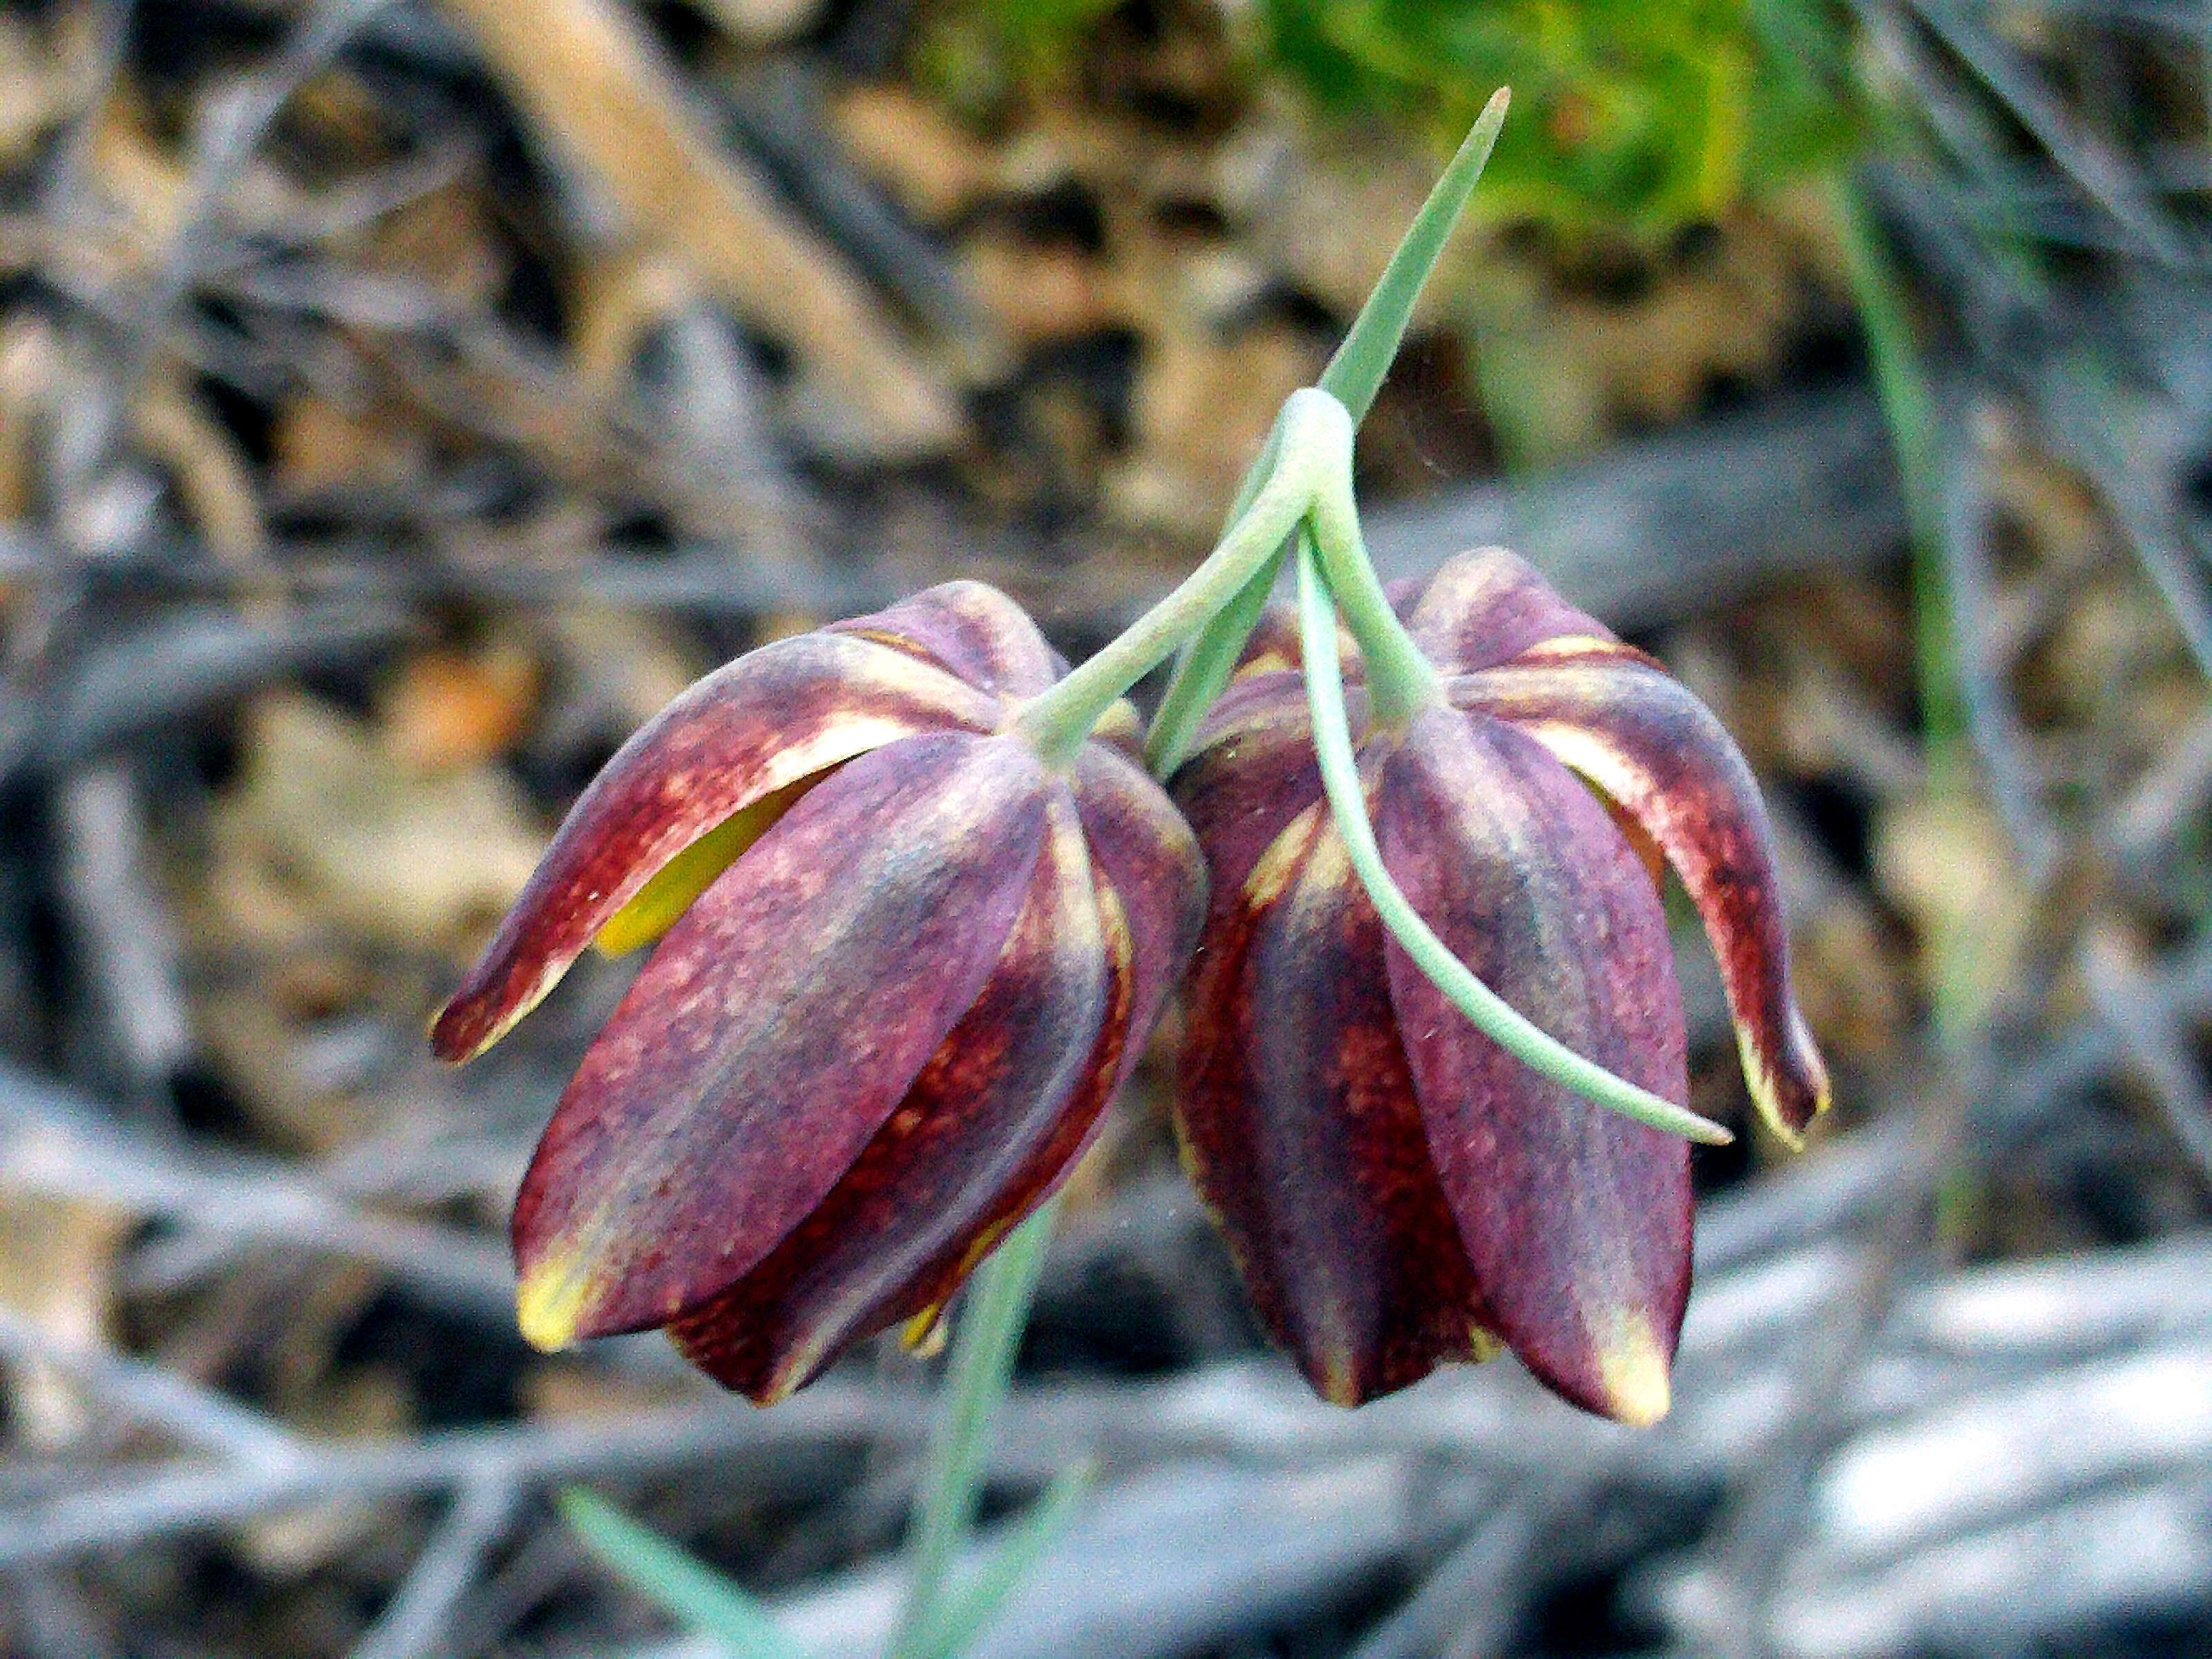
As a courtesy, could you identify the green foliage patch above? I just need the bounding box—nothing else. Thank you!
[916,0,1855,243]
[1260,0,1853,241]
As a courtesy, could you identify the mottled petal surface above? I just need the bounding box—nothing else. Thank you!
[1178,798,1494,1405]
[1071,742,1206,1094]
[1173,676,1333,903]
[669,793,1110,1400]
[1089,697,1146,761]
[830,579,1065,700]
[1457,639,1831,1141]
[433,632,995,1062]
[1377,706,1691,1423]
[1231,602,1360,684]
[1405,548,1614,675]
[510,734,1047,1345]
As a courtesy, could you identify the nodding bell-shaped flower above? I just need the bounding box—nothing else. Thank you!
[1171,547,1828,1422]
[433,583,1203,1404]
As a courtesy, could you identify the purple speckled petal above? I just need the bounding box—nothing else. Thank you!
[433,632,993,1062]
[668,791,1110,1401]
[1376,704,1691,1425]
[1177,794,1497,1405]
[509,734,1047,1345]
[830,579,1065,700]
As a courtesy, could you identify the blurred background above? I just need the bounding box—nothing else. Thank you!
[0,0,2208,1654]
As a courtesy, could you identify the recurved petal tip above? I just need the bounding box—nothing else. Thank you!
[1457,639,1832,1142]
[510,735,1050,1342]
[432,631,995,1066]
[1747,1004,1832,1150]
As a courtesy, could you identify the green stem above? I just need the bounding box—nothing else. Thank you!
[1144,89,1511,778]
[1140,549,1288,777]
[1831,172,1965,770]
[899,1461,1094,1659]
[1293,538,1734,1147]
[1307,445,1438,725]
[890,1200,1059,1659]
[1018,388,1350,767]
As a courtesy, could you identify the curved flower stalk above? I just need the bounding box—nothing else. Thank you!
[433,582,1203,1403]
[1171,547,1829,1420]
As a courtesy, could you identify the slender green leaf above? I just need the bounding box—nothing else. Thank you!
[1831,174,1964,760]
[1316,86,1509,425]
[902,1462,1096,1659]
[890,1201,1058,1659]
[558,1488,806,1659]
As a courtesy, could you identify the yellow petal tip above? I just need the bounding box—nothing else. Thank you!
[1597,1311,1673,1427]
[901,1305,949,1358]
[1315,1351,1362,1409]
[515,1257,591,1353]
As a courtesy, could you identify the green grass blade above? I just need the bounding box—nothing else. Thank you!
[558,1488,806,1659]
[890,1201,1058,1659]
[1831,174,1964,763]
[901,1461,1096,1659]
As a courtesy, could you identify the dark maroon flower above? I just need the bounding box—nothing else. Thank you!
[1171,548,1829,1421]
[434,583,1202,1403]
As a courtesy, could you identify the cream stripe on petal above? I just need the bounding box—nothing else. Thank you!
[453,711,928,1060]
[1512,714,1830,1147]
[434,631,997,1065]
[1505,635,1649,666]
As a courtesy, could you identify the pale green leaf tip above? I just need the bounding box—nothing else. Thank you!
[1676,1107,1736,1147]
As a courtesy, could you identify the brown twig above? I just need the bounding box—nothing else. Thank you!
[432,0,964,461]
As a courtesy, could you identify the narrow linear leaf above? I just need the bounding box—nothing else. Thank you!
[903,1461,1097,1659]
[891,1201,1059,1659]
[1145,91,1510,777]
[559,1487,807,1659]
[1832,173,1963,762]
[1317,86,1510,424]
